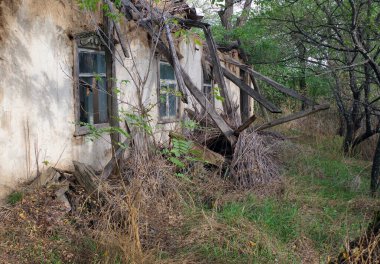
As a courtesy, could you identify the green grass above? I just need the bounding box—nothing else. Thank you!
[178,134,378,263]
[7,191,23,205]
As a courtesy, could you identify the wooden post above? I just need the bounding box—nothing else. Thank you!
[240,69,250,122]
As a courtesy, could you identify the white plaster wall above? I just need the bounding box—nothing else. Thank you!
[115,33,204,143]
[0,0,111,200]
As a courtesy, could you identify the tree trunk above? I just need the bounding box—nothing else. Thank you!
[371,136,380,195]
[297,41,307,110]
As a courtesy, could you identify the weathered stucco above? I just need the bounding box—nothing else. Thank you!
[0,0,252,201]
[0,0,107,199]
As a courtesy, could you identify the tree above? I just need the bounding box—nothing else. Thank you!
[208,0,380,193]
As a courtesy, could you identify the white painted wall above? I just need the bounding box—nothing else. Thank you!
[0,0,110,200]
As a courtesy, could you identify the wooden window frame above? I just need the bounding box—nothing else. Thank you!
[157,60,181,123]
[73,32,112,136]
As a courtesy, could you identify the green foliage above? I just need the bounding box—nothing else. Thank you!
[163,138,193,169]
[210,0,334,109]
[78,0,122,21]
[212,86,225,102]
[7,191,23,205]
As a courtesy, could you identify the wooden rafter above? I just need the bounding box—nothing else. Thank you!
[255,104,330,131]
[222,67,282,113]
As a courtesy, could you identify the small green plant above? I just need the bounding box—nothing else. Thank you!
[7,191,23,205]
[163,138,193,169]
[212,86,225,102]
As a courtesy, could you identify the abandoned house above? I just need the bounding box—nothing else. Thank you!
[0,0,328,201]
[0,0,258,200]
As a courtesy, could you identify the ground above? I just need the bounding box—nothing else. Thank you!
[0,128,379,263]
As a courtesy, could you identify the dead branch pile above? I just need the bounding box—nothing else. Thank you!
[230,130,281,188]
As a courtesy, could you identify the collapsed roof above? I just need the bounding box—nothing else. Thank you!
[106,0,329,146]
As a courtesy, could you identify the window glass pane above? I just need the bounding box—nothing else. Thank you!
[96,53,106,74]
[79,77,94,124]
[159,93,167,117]
[79,52,96,74]
[98,77,108,123]
[168,93,177,117]
[160,62,175,80]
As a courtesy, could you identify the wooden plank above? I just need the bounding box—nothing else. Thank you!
[101,138,129,179]
[163,15,188,103]
[203,26,233,116]
[240,69,250,122]
[255,104,330,131]
[169,132,225,167]
[222,67,282,113]
[73,161,100,195]
[177,18,210,28]
[225,57,315,105]
[235,114,256,134]
[105,0,130,58]
[181,67,237,145]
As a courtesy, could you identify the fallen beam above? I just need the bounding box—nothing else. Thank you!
[203,26,233,116]
[235,114,256,134]
[255,104,330,131]
[177,18,210,28]
[222,67,282,113]
[73,161,101,195]
[163,15,188,103]
[105,0,130,58]
[225,57,315,106]
[101,138,129,179]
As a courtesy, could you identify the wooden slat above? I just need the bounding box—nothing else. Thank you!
[225,57,315,105]
[222,67,282,113]
[235,114,256,134]
[255,104,330,131]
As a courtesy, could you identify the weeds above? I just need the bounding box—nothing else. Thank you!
[1,129,379,263]
[7,191,23,205]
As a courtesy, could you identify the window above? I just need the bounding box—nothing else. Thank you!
[203,68,214,105]
[75,33,109,129]
[158,61,179,120]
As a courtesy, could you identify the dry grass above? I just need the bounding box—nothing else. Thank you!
[230,130,282,188]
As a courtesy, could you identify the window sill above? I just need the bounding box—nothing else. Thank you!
[74,123,110,137]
